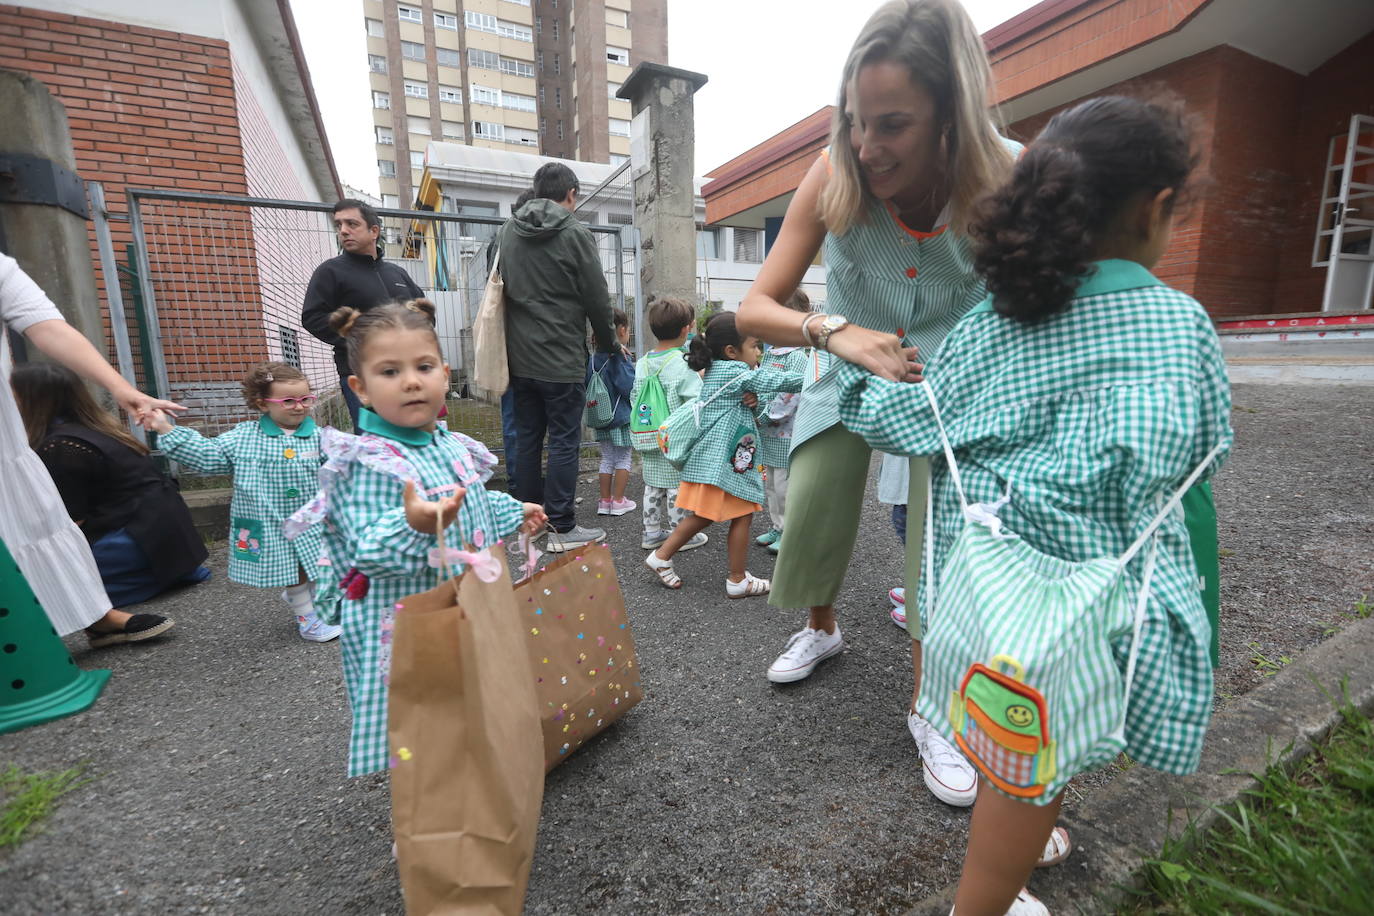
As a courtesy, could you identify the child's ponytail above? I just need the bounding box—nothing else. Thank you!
[974,95,1197,323]
[685,333,715,372]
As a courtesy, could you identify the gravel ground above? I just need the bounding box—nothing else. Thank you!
[1,382,1370,914]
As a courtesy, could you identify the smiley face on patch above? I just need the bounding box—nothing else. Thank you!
[1006,704,1035,728]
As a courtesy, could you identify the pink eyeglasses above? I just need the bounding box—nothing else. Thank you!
[262,396,318,408]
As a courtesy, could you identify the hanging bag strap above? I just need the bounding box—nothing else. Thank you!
[690,367,750,428]
[488,246,501,282]
[1118,441,1226,570]
[919,382,970,513]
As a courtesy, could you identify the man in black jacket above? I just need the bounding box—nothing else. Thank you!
[302,199,423,429]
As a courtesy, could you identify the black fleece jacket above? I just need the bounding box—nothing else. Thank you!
[301,250,424,375]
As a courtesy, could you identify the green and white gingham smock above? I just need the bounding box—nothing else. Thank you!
[632,347,701,489]
[680,360,804,505]
[287,409,526,777]
[755,346,812,469]
[158,415,325,588]
[837,260,1233,775]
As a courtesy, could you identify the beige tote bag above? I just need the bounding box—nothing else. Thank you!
[472,248,508,394]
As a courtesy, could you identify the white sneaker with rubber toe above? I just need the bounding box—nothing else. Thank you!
[907,711,977,806]
[766,625,843,683]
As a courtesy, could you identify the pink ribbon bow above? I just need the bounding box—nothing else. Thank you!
[428,545,502,583]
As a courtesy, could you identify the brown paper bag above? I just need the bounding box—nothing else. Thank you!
[389,549,544,915]
[514,540,643,771]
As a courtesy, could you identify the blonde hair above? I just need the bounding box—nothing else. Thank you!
[819,0,1013,236]
[241,362,306,409]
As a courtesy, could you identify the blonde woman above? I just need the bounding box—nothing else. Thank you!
[738,0,1019,812]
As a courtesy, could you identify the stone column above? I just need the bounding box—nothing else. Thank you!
[0,70,103,351]
[616,63,707,308]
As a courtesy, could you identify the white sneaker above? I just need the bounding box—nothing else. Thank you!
[947,889,1048,916]
[908,711,977,806]
[546,525,606,552]
[766,625,843,683]
[678,531,709,551]
[298,613,341,643]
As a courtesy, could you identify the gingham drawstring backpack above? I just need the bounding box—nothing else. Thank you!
[915,382,1223,804]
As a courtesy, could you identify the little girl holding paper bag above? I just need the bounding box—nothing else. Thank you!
[286,299,545,777]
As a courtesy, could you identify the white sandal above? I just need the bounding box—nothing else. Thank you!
[948,888,1048,915]
[1035,826,1072,868]
[645,550,681,589]
[725,571,770,598]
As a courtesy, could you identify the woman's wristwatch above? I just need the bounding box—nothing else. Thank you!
[812,314,850,351]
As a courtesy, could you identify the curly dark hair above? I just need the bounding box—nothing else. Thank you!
[972,95,1198,323]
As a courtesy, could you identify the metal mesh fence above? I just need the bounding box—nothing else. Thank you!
[123,190,636,478]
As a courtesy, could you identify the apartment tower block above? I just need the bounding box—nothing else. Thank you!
[364,0,667,208]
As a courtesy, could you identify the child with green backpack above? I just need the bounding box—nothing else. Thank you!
[630,297,708,551]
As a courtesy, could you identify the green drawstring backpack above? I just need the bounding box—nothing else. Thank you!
[657,369,749,470]
[583,358,618,430]
[630,350,677,452]
[916,382,1224,804]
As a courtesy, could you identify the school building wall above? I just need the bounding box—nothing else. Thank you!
[1005,31,1374,318]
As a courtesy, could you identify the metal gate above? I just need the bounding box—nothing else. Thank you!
[114,188,639,476]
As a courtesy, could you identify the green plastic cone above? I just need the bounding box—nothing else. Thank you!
[0,536,110,736]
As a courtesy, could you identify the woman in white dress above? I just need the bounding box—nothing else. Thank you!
[1,251,184,644]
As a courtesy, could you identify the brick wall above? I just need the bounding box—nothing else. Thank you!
[0,4,270,396]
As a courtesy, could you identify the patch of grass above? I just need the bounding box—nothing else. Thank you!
[1118,701,1374,915]
[1246,641,1292,678]
[0,763,92,850]
[1321,594,1372,637]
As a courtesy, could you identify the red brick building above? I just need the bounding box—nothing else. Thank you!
[703,0,1374,322]
[1,0,341,414]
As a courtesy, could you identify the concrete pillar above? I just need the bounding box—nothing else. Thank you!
[0,70,103,352]
[616,63,707,307]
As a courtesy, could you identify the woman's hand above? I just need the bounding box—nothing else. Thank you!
[827,326,923,382]
[404,480,465,534]
[520,502,548,536]
[145,408,175,435]
[116,388,187,430]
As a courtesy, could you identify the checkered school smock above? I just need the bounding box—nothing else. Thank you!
[679,360,803,505]
[159,416,325,588]
[286,410,526,777]
[632,347,701,489]
[837,260,1234,774]
[756,347,812,469]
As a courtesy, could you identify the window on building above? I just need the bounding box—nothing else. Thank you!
[378,159,397,178]
[438,85,461,103]
[382,194,399,209]
[607,211,632,225]
[277,325,301,369]
[397,4,422,24]
[410,150,425,169]
[537,51,544,71]
[465,11,498,34]
[434,11,457,30]
[375,125,395,145]
[498,19,533,41]
[609,153,629,167]
[557,120,564,140]
[436,47,460,67]
[407,115,430,136]
[472,121,505,141]
[539,117,546,135]
[609,118,630,137]
[606,46,629,66]
[469,48,498,70]
[536,16,542,34]
[403,80,429,99]
[401,40,425,61]
[538,85,545,104]
[554,87,562,109]
[368,54,387,73]
[365,17,384,37]
[553,53,561,75]
[696,226,719,260]
[441,120,463,140]
[607,81,622,99]
[499,56,534,77]
[507,127,538,146]
[503,91,536,112]
[552,20,558,39]
[732,228,761,263]
[373,90,391,109]
[470,84,500,107]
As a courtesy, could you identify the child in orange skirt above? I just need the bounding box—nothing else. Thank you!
[645,311,803,597]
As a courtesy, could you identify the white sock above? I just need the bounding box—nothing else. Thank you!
[283,582,314,616]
